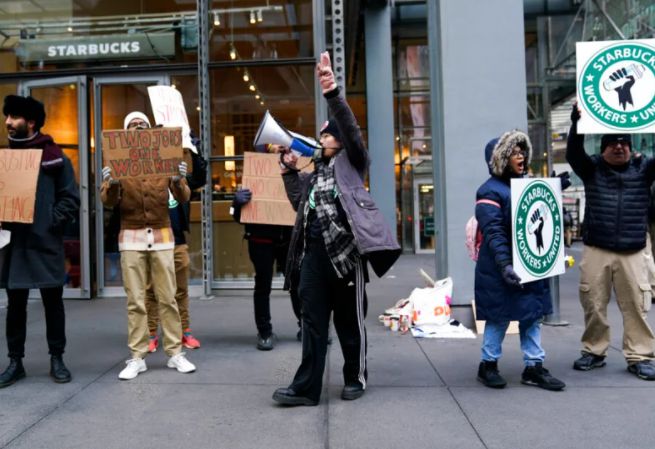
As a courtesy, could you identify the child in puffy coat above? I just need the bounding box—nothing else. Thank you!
[474,130,565,391]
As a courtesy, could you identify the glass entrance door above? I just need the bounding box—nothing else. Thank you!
[19,77,91,298]
[93,75,168,297]
[413,178,436,253]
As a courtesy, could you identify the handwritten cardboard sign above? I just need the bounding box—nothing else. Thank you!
[240,152,313,226]
[0,149,43,223]
[102,127,183,180]
[148,85,197,153]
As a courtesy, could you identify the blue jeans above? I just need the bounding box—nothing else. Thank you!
[481,319,545,366]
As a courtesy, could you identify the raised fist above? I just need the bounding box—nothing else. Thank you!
[608,68,636,110]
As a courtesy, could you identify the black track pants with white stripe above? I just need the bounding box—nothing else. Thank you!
[290,239,368,402]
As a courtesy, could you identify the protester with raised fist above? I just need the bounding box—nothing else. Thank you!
[0,95,80,388]
[101,112,196,380]
[230,144,302,351]
[567,103,655,380]
[272,52,400,406]
[474,131,565,392]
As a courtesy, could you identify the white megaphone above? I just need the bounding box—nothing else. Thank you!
[253,110,321,158]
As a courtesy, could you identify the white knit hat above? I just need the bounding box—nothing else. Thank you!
[123,111,151,130]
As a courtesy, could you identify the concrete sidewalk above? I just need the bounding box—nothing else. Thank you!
[1,246,655,449]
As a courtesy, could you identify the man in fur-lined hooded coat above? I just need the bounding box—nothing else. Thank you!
[474,130,565,392]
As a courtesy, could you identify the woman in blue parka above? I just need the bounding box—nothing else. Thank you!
[474,130,565,391]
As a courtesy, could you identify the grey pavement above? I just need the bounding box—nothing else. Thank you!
[1,244,655,449]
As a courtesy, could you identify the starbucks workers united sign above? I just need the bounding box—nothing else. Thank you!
[511,178,565,283]
[577,39,655,133]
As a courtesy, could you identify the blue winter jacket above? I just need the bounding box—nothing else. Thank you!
[474,132,552,322]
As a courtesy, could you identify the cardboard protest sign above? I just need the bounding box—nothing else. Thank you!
[0,149,43,223]
[577,39,655,133]
[240,152,313,226]
[148,85,197,153]
[511,178,565,283]
[102,127,183,180]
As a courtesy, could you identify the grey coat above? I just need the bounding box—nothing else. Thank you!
[282,89,400,290]
[1,138,80,289]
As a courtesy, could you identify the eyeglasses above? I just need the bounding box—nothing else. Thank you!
[510,149,526,158]
[127,120,150,129]
[606,141,628,149]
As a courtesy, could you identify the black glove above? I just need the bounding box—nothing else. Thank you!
[502,264,522,288]
[552,170,571,191]
[570,103,580,123]
[189,129,202,153]
[234,188,252,206]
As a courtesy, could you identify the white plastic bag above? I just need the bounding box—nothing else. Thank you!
[410,277,452,326]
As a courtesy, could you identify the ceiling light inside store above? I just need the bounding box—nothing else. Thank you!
[257,10,263,22]
[260,101,264,106]
[243,72,250,82]
[249,10,256,24]
[249,84,256,91]
[67,22,73,32]
[255,94,260,100]
[229,47,237,60]
[213,12,221,27]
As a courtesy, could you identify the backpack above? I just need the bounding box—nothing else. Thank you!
[465,199,501,261]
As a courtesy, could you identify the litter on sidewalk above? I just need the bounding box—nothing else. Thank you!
[378,269,475,339]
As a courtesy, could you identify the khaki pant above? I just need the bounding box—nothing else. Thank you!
[121,249,182,359]
[579,244,655,363]
[146,244,190,333]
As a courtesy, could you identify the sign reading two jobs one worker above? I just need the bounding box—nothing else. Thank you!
[511,178,565,284]
[240,152,313,226]
[102,127,183,180]
[577,38,655,133]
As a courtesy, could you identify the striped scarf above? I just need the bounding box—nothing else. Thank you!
[313,156,359,278]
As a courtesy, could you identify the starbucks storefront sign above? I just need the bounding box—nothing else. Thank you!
[16,33,175,63]
[511,178,565,283]
[576,39,655,133]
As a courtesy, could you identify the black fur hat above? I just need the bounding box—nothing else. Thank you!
[3,95,46,131]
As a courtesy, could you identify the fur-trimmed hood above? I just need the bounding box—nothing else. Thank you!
[487,130,532,177]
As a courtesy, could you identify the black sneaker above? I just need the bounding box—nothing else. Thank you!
[341,383,365,400]
[521,363,566,391]
[627,361,655,381]
[272,387,318,406]
[256,333,276,351]
[573,352,606,371]
[0,358,25,388]
[477,361,507,389]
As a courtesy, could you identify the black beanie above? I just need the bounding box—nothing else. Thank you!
[3,95,46,131]
[600,134,631,153]
[320,119,342,145]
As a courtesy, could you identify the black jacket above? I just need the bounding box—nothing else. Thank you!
[170,150,208,245]
[1,134,80,288]
[566,124,655,251]
[230,200,292,244]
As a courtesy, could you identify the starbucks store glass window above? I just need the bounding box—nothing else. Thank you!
[209,64,315,283]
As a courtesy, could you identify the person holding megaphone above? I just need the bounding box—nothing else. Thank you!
[272,52,400,406]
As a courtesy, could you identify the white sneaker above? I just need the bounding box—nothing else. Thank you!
[167,352,196,374]
[118,358,147,380]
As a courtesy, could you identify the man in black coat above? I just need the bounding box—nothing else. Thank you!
[0,95,80,388]
[567,104,655,381]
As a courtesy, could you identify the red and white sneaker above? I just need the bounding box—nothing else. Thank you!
[148,334,159,353]
[182,330,200,349]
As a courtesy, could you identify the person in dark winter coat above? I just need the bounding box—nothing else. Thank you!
[567,104,655,381]
[231,144,302,351]
[272,52,400,406]
[474,130,565,391]
[0,95,80,388]
[145,128,208,353]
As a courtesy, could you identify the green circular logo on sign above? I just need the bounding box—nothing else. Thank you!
[579,42,655,130]
[514,180,562,277]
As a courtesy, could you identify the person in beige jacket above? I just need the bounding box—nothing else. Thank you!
[101,111,196,380]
